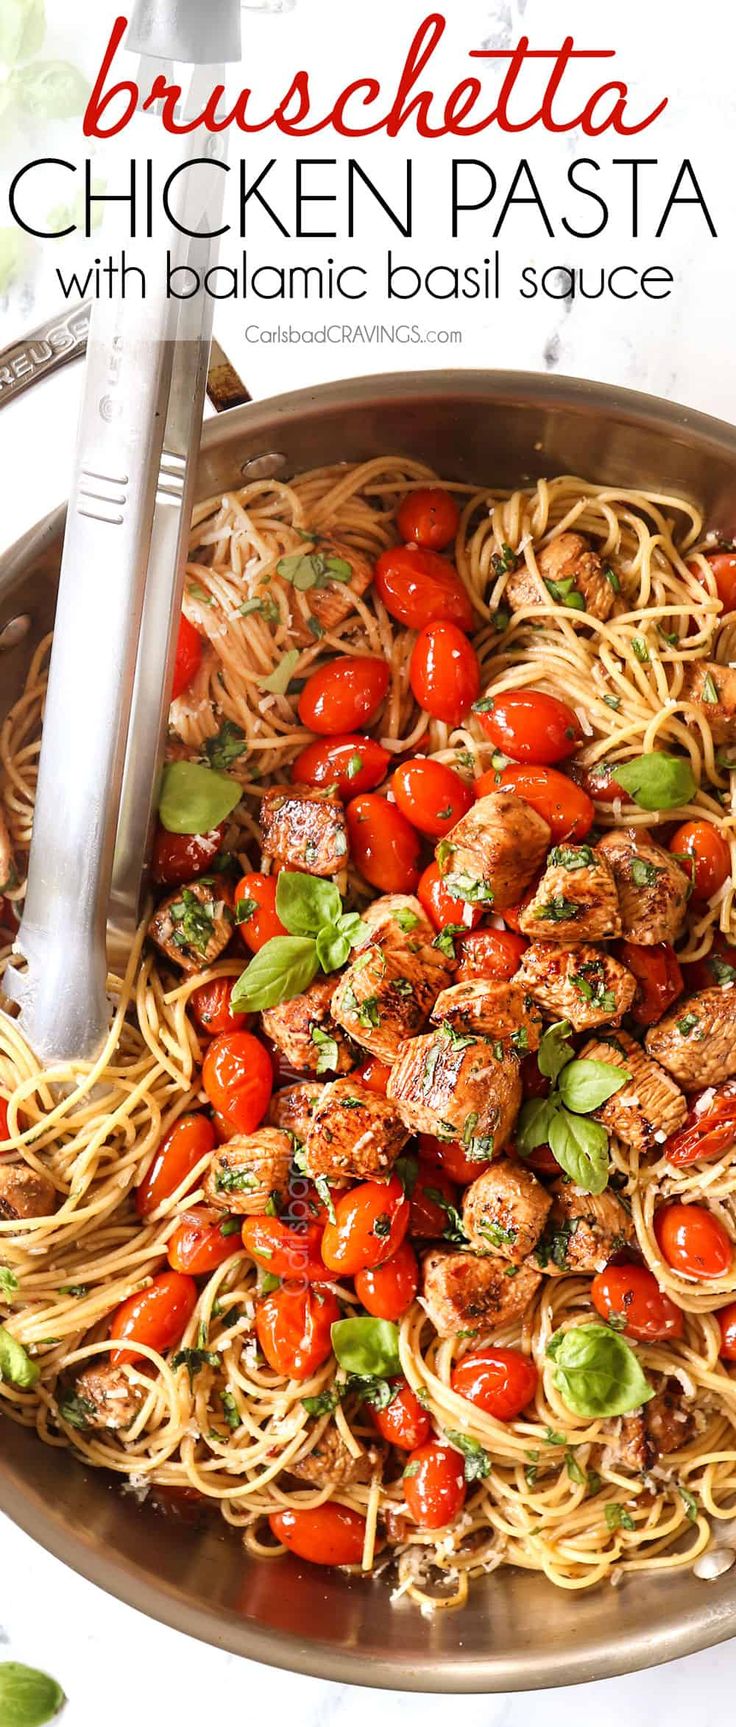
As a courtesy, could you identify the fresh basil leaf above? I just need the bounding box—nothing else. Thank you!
[548,1109,610,1195]
[547,1322,654,1418]
[311,1025,340,1074]
[557,1059,630,1114]
[331,1317,401,1378]
[0,1663,65,1727]
[516,1094,561,1157]
[159,761,240,835]
[0,1324,39,1388]
[315,924,351,973]
[10,59,88,118]
[275,871,341,937]
[537,1020,574,1082]
[0,0,45,66]
[257,649,300,695]
[613,753,697,812]
[230,936,318,1012]
[0,1266,18,1298]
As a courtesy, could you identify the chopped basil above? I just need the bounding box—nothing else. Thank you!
[632,636,650,663]
[478,1220,517,1250]
[220,1390,241,1430]
[0,1267,19,1298]
[675,1012,701,1038]
[701,671,720,705]
[534,895,581,923]
[346,752,364,779]
[424,1188,468,1246]
[257,649,300,696]
[235,896,258,925]
[204,720,247,771]
[630,857,662,888]
[548,845,595,871]
[58,1392,96,1431]
[432,923,468,959]
[605,1502,635,1532]
[603,563,621,592]
[679,1483,698,1522]
[445,1430,492,1482]
[171,1346,221,1386]
[544,576,586,611]
[311,1025,340,1075]
[491,543,517,577]
[276,551,353,591]
[169,888,220,956]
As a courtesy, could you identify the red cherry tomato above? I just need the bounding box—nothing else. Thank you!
[490,764,594,842]
[502,878,541,933]
[354,1239,419,1321]
[455,927,527,984]
[298,656,389,736]
[172,614,203,701]
[346,794,421,894]
[410,1158,458,1239]
[403,1442,466,1529]
[420,1133,492,1186]
[391,759,473,839]
[410,621,480,727]
[374,545,473,631]
[321,1174,410,1277]
[669,820,731,903]
[717,1301,736,1361]
[110,1270,198,1366]
[242,1216,326,1282]
[396,488,461,552]
[256,1283,339,1381]
[591,1263,684,1342]
[202,1032,273,1136]
[450,1347,538,1422]
[189,975,249,1039]
[354,1057,392,1097]
[619,941,684,1028]
[269,1504,367,1567]
[136,1113,216,1218]
[655,1203,733,1280]
[150,821,225,888]
[0,1097,9,1145]
[167,1206,242,1275]
[417,860,483,934]
[694,550,736,613]
[662,1087,736,1169]
[520,1052,550,1101]
[568,759,626,805]
[372,1379,432,1449]
[477,689,582,765]
[681,932,736,995]
[234,872,286,953]
[514,1140,562,1177]
[290,733,390,798]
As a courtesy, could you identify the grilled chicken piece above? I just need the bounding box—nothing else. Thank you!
[0,1164,56,1221]
[531,532,616,622]
[303,1078,409,1182]
[268,1082,324,1145]
[282,538,374,642]
[430,980,543,1052]
[356,893,435,952]
[72,1364,142,1432]
[260,787,348,878]
[387,1028,522,1156]
[518,844,621,943]
[0,807,17,894]
[578,1029,687,1151]
[462,1159,552,1263]
[331,901,451,1067]
[601,1376,695,1473]
[436,791,550,911]
[681,660,736,745]
[645,988,736,1090]
[539,1182,637,1273]
[596,831,689,947]
[421,1246,542,1339]
[203,1129,293,1215]
[261,976,353,1077]
[515,943,636,1032]
[148,880,234,974]
[289,1424,385,1486]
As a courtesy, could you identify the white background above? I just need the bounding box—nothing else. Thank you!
[2,0,736,1721]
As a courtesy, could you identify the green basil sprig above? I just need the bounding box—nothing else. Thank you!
[331,1316,401,1378]
[613,753,697,812]
[0,1663,65,1727]
[547,1323,654,1418]
[0,1323,39,1388]
[158,761,241,835]
[231,873,364,1012]
[517,1023,629,1195]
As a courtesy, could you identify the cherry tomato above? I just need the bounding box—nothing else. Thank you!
[269,1504,367,1567]
[477,689,582,765]
[492,764,594,842]
[717,1301,736,1361]
[234,872,286,953]
[242,1216,326,1282]
[396,488,461,552]
[410,621,480,727]
[663,1087,736,1168]
[655,1203,733,1280]
[681,932,736,995]
[514,1141,562,1178]
[321,1174,410,1277]
[569,759,626,805]
[410,1159,458,1238]
[420,1133,492,1186]
[150,820,225,888]
[392,758,473,839]
[591,1263,684,1342]
[109,1270,198,1366]
[290,733,390,798]
[374,545,473,631]
[202,1031,273,1136]
[417,860,483,933]
[669,820,731,903]
[346,794,421,894]
[189,975,249,1039]
[455,927,527,984]
[0,1097,8,1144]
[450,1347,538,1422]
[256,1283,339,1381]
[354,1057,392,1096]
[520,1052,550,1101]
[354,1239,419,1321]
[136,1113,216,1218]
[298,656,389,736]
[172,614,203,701]
[694,550,736,613]
[619,941,684,1028]
[167,1206,242,1275]
[502,878,541,933]
[372,1379,432,1449]
[403,1442,466,1529]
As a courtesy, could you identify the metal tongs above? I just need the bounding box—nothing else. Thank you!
[4,0,244,1063]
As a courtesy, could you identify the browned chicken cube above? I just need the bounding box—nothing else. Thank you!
[303,1078,409,1182]
[436,791,550,911]
[71,1364,143,1432]
[578,1029,687,1151]
[203,1129,293,1214]
[421,1246,542,1339]
[600,1376,695,1473]
[645,987,736,1090]
[331,908,451,1066]
[260,787,348,878]
[268,1082,324,1145]
[518,532,616,623]
[261,976,354,1077]
[462,1159,552,1263]
[289,1424,385,1486]
[430,980,543,1054]
[387,1027,522,1157]
[681,660,736,745]
[515,943,636,1033]
[0,807,17,894]
[148,880,234,974]
[0,1164,56,1221]
[539,1182,637,1273]
[355,893,435,952]
[518,844,621,943]
[596,830,689,947]
[280,538,374,643]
